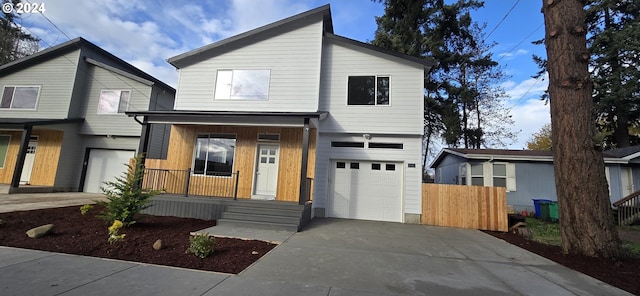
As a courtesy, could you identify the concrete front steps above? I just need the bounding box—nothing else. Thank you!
[216,200,312,232]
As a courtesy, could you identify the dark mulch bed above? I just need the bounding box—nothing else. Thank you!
[0,206,276,274]
[485,230,640,295]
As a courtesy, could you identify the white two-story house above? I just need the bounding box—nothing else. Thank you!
[132,5,434,224]
[0,38,174,194]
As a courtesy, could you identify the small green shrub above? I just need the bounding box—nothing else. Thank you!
[186,233,215,258]
[80,204,93,215]
[96,154,160,226]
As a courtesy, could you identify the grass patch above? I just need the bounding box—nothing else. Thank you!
[525,217,561,246]
[525,217,640,257]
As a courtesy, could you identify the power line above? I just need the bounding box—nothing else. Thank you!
[497,23,544,62]
[508,75,545,111]
[485,0,521,40]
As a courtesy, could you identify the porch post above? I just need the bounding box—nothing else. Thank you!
[298,118,310,205]
[10,125,33,190]
[137,116,151,163]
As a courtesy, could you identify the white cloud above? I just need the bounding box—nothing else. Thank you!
[503,73,548,103]
[509,98,550,149]
[498,48,529,60]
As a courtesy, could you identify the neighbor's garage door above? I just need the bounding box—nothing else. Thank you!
[329,160,402,222]
[84,149,135,193]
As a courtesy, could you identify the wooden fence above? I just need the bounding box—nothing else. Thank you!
[421,183,508,232]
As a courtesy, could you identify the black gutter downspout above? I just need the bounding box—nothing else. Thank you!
[298,118,310,205]
[135,116,151,189]
[10,125,33,191]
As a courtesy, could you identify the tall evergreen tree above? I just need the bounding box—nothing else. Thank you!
[587,0,640,148]
[542,0,621,258]
[0,0,39,65]
[372,0,514,164]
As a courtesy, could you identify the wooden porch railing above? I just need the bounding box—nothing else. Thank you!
[613,190,640,226]
[143,168,239,199]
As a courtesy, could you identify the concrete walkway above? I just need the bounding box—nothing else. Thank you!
[0,192,105,213]
[0,193,633,295]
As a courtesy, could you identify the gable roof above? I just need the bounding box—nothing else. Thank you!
[168,5,333,69]
[429,147,639,168]
[0,37,174,93]
[167,4,436,72]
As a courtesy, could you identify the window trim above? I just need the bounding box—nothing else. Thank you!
[346,75,391,106]
[1,85,41,110]
[192,133,237,177]
[97,89,131,115]
[0,134,10,168]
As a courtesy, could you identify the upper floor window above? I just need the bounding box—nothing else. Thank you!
[214,69,270,100]
[1,86,40,109]
[347,76,389,106]
[98,90,130,114]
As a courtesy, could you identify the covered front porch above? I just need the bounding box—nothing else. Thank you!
[130,111,324,206]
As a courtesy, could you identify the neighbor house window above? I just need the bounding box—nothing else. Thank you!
[193,134,236,176]
[470,164,484,186]
[460,162,517,191]
[98,90,130,114]
[347,76,389,105]
[1,86,40,109]
[0,135,10,168]
[214,69,270,100]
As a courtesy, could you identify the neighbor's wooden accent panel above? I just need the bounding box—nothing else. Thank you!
[29,130,63,186]
[0,130,63,186]
[421,183,508,232]
[145,124,311,202]
[0,131,24,184]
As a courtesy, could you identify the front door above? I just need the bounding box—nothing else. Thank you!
[20,136,38,184]
[621,167,634,197]
[253,144,279,199]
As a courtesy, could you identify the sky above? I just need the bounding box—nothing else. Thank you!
[14,0,550,150]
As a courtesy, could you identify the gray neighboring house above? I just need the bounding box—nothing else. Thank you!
[0,37,175,194]
[430,147,640,212]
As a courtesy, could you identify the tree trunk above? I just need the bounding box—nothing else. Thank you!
[542,0,621,258]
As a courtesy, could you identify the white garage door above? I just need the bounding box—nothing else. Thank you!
[329,160,402,222]
[84,149,135,193]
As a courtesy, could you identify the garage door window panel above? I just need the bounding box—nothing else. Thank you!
[194,134,236,176]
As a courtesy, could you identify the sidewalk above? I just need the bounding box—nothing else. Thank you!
[0,192,105,213]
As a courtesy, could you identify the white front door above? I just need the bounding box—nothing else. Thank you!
[20,137,38,184]
[621,167,634,197]
[253,144,279,199]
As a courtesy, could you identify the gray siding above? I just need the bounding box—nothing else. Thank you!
[0,51,80,119]
[433,154,466,184]
[147,124,170,159]
[149,85,175,111]
[174,19,323,112]
[313,133,423,217]
[318,39,424,135]
[79,65,149,136]
[508,162,556,211]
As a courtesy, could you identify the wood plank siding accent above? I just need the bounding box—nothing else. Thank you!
[145,125,316,202]
[421,183,508,232]
[0,129,63,186]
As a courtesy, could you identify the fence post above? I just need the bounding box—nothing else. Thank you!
[184,168,191,197]
[233,170,239,200]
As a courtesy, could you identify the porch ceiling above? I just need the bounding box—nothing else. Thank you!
[127,110,327,128]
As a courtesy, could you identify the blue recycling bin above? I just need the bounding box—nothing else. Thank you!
[532,199,553,218]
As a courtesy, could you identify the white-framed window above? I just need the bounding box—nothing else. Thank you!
[460,162,517,191]
[1,86,40,109]
[214,69,270,100]
[193,134,236,176]
[0,134,10,168]
[347,75,390,105]
[97,90,130,114]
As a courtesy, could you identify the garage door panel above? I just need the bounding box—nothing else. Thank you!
[84,150,135,193]
[329,160,402,222]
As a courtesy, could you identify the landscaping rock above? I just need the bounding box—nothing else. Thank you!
[251,251,259,255]
[153,239,163,250]
[26,224,55,238]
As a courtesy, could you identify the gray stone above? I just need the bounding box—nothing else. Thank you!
[404,213,421,224]
[26,224,55,238]
[153,239,163,250]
